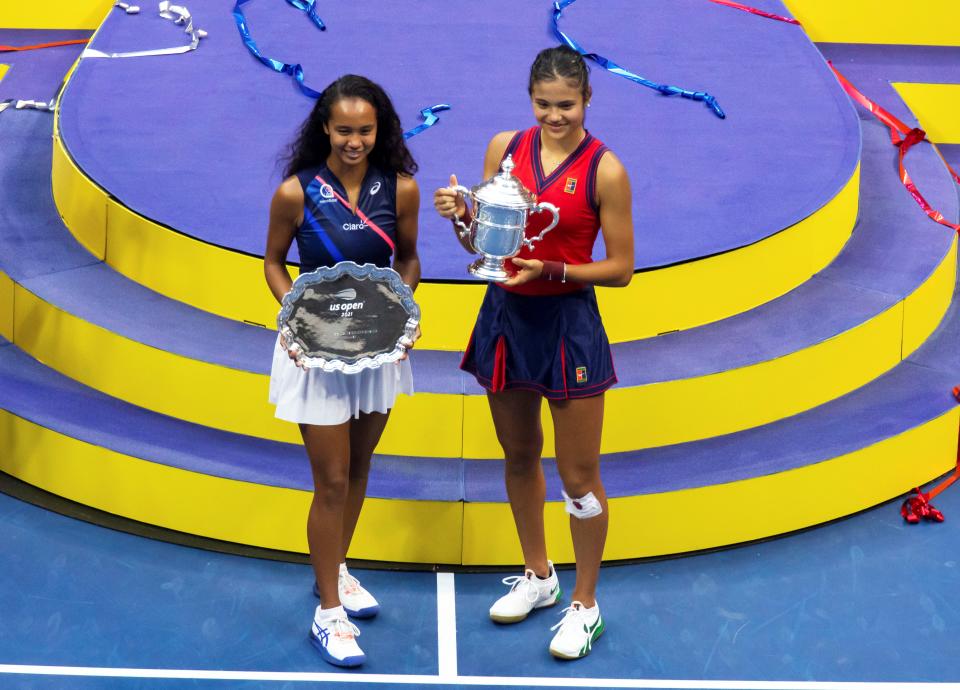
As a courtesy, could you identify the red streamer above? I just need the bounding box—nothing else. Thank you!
[709,2,960,209]
[828,63,960,233]
[707,0,800,24]
[0,39,89,53]
[901,388,960,524]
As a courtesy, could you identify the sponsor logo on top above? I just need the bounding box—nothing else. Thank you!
[369,181,381,196]
[315,182,336,203]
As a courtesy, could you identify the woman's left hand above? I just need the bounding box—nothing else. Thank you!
[502,258,543,287]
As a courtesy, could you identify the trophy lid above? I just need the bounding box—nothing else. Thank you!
[471,155,538,209]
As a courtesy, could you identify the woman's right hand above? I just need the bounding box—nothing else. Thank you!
[433,174,466,220]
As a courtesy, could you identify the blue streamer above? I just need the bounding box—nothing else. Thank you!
[233,0,324,98]
[403,104,451,139]
[285,0,326,30]
[552,0,725,119]
[233,2,449,138]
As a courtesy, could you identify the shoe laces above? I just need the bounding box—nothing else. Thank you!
[501,569,540,605]
[314,614,360,647]
[550,601,588,632]
[326,615,361,641]
[338,571,362,596]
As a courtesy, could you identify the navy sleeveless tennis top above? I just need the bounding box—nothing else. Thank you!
[294,164,398,272]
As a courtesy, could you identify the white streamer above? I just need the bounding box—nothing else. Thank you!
[0,99,55,113]
[81,1,207,60]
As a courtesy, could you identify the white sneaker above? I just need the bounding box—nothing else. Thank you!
[309,605,365,667]
[312,564,380,619]
[488,561,561,623]
[548,600,604,659]
[338,563,380,618]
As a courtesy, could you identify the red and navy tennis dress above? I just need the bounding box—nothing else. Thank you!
[460,127,618,400]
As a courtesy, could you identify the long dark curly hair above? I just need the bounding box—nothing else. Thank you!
[283,75,417,178]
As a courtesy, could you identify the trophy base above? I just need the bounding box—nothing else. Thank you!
[469,257,510,283]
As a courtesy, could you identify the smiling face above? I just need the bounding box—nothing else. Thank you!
[531,78,590,144]
[323,97,378,169]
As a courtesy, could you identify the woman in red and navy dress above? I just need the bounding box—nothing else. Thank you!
[434,46,634,659]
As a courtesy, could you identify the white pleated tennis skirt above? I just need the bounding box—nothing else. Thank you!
[268,336,414,426]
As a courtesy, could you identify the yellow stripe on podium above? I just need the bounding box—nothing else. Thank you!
[461,407,960,565]
[3,404,954,565]
[11,283,463,458]
[0,410,463,563]
[894,83,960,145]
[7,234,953,458]
[784,0,960,46]
[0,270,13,342]
[0,1,112,29]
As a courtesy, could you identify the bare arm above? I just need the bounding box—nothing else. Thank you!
[506,151,635,288]
[393,174,421,292]
[264,176,303,303]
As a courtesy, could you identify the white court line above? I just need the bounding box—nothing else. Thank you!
[1,666,960,689]
[436,572,458,678]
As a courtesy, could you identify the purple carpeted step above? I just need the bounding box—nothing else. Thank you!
[57,0,859,277]
[0,29,90,100]
[939,145,960,182]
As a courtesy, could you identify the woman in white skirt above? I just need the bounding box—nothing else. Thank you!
[264,75,420,668]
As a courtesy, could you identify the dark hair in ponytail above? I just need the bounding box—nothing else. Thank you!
[283,74,417,178]
[528,45,591,99]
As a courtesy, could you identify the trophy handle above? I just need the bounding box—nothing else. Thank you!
[524,202,560,250]
[450,183,476,252]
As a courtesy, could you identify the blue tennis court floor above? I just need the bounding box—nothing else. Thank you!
[3,474,960,690]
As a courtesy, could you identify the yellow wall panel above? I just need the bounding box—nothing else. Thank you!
[894,84,960,145]
[1,1,112,29]
[11,284,463,457]
[0,270,13,341]
[902,235,957,357]
[462,408,960,565]
[0,411,462,562]
[51,134,107,259]
[785,0,960,46]
[10,222,951,459]
[3,401,955,565]
[462,282,919,458]
[105,200,281,328]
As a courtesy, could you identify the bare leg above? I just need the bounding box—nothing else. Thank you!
[487,389,550,578]
[340,410,390,559]
[548,394,607,607]
[300,422,351,610]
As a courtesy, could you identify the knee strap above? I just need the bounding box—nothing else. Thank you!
[562,490,602,519]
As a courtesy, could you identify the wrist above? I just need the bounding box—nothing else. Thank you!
[540,260,566,282]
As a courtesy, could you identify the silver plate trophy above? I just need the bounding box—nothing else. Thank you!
[277,262,420,373]
[452,154,560,282]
